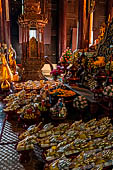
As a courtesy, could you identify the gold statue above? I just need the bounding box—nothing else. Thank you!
[0,53,13,90]
[8,45,19,81]
[8,45,17,75]
[2,53,13,82]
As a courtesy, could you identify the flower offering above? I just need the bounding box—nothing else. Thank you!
[73,95,88,109]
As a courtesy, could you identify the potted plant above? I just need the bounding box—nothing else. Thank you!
[73,95,88,110]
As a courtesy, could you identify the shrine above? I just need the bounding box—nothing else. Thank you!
[18,0,48,80]
[0,0,113,170]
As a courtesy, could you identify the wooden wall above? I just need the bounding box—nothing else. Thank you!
[8,0,111,63]
[93,0,108,41]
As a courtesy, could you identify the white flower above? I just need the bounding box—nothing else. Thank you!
[76,101,79,105]
[104,92,107,95]
[73,104,75,107]
[83,97,86,100]
[109,92,112,97]
[106,88,109,92]
[78,96,82,99]
[107,86,111,89]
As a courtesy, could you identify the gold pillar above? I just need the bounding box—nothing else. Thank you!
[107,0,113,21]
[89,12,93,45]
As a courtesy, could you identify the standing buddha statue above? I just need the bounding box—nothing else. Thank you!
[8,45,16,75]
[8,45,19,81]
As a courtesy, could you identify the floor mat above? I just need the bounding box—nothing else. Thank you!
[0,102,7,142]
[0,143,25,170]
[0,120,19,144]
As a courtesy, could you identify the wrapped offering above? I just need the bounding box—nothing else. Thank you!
[19,122,42,140]
[17,135,37,151]
[17,117,113,170]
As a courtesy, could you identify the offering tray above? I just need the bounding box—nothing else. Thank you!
[19,114,40,127]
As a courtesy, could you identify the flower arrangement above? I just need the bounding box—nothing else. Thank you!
[38,100,47,112]
[60,47,73,64]
[73,95,88,109]
[106,61,113,71]
[49,88,76,97]
[93,56,105,68]
[50,66,63,79]
[103,85,113,97]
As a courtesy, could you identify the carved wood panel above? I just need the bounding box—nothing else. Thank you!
[96,19,113,62]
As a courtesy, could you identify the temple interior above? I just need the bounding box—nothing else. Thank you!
[0,0,113,170]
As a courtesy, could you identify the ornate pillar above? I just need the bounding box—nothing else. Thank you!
[107,0,113,20]
[41,28,44,57]
[78,0,84,49]
[6,20,11,48]
[26,25,29,58]
[5,0,11,48]
[0,0,5,43]
[0,0,10,47]
[89,12,93,45]
[0,0,3,43]
[58,0,67,57]
[1,0,5,43]
[22,25,25,59]
[38,26,45,64]
[78,0,89,49]
[38,27,42,60]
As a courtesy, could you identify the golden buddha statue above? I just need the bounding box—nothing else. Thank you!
[8,45,19,82]
[8,45,16,75]
[2,53,13,82]
[0,53,13,90]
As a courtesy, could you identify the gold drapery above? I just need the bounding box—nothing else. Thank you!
[2,54,13,82]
